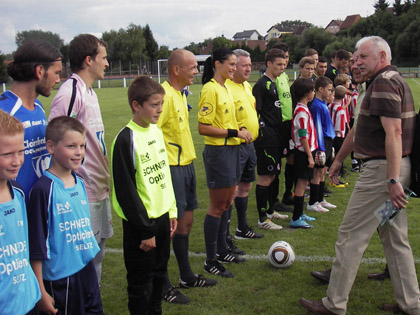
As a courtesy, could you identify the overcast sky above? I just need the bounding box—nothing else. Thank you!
[1,0,381,54]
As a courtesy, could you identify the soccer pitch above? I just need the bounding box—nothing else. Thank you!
[38,78,420,314]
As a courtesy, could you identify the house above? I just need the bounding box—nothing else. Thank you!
[339,14,361,31]
[265,24,308,42]
[325,20,343,34]
[234,40,266,51]
[232,30,261,41]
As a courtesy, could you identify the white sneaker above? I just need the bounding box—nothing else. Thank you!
[267,211,289,220]
[258,219,283,230]
[320,200,337,209]
[307,202,329,213]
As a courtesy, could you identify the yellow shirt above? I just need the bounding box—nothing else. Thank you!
[198,79,240,146]
[225,79,259,142]
[158,81,196,166]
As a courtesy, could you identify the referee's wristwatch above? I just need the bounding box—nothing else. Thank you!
[388,178,400,184]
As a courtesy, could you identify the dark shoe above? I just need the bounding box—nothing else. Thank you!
[217,251,246,263]
[234,226,264,239]
[179,274,217,288]
[227,235,245,255]
[381,303,407,314]
[204,259,234,278]
[162,287,191,304]
[368,269,390,281]
[271,201,293,213]
[299,298,335,314]
[311,269,331,284]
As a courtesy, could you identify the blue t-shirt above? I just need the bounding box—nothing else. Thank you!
[0,91,50,197]
[310,97,335,151]
[28,171,99,281]
[0,181,41,315]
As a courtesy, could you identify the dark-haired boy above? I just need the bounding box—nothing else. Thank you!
[49,34,113,283]
[0,40,62,196]
[253,48,289,230]
[111,76,178,314]
[325,49,351,84]
[315,56,328,78]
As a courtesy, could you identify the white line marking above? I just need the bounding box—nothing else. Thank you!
[411,78,420,86]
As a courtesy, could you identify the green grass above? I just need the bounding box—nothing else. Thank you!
[37,78,420,315]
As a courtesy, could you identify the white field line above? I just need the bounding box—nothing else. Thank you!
[411,78,420,86]
[104,248,416,264]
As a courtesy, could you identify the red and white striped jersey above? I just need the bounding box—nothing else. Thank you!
[292,103,318,152]
[329,102,346,138]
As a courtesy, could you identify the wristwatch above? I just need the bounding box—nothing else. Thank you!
[388,178,400,184]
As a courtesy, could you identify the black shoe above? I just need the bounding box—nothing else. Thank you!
[270,201,293,213]
[227,235,245,255]
[351,165,360,172]
[311,269,331,284]
[368,269,390,281]
[217,251,246,263]
[234,226,264,239]
[324,187,333,194]
[162,287,191,304]
[204,259,234,278]
[179,274,217,288]
[282,193,294,205]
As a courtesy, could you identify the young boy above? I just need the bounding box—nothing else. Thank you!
[307,77,337,213]
[329,86,348,163]
[290,79,318,229]
[0,110,41,315]
[28,116,102,314]
[111,76,177,314]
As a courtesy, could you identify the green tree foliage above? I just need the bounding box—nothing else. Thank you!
[211,36,234,52]
[374,0,390,12]
[395,19,420,65]
[157,45,171,59]
[143,24,159,61]
[183,42,202,55]
[0,52,9,83]
[294,28,335,61]
[394,0,404,15]
[15,29,64,48]
[281,20,314,28]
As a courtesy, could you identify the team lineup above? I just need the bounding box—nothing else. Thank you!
[0,33,419,315]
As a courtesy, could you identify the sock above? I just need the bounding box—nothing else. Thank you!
[269,175,280,207]
[164,272,172,290]
[217,210,229,255]
[309,183,320,206]
[235,196,248,231]
[173,233,195,283]
[292,196,304,221]
[204,214,220,262]
[284,163,295,198]
[226,205,232,239]
[256,184,269,221]
[318,181,325,203]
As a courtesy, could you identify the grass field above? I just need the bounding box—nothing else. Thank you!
[38,77,420,315]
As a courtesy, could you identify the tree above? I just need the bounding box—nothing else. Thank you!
[0,52,9,83]
[394,0,404,15]
[15,30,64,48]
[395,19,420,65]
[183,42,201,55]
[374,0,390,11]
[280,20,314,28]
[157,45,171,59]
[294,28,335,61]
[143,24,159,61]
[211,36,234,52]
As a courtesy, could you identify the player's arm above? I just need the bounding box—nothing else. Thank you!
[31,260,57,314]
[49,79,80,120]
[252,82,264,112]
[112,128,156,242]
[198,123,252,143]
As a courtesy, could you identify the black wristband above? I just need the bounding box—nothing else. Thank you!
[227,129,238,138]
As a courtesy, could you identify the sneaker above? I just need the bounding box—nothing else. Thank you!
[234,227,264,239]
[257,219,283,230]
[338,180,349,186]
[217,252,246,263]
[290,218,313,229]
[307,202,329,213]
[227,236,245,255]
[204,259,234,278]
[332,183,346,188]
[179,274,217,288]
[267,211,289,220]
[271,201,293,213]
[320,200,337,209]
[162,287,191,304]
[300,213,316,221]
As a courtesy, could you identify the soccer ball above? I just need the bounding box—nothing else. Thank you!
[267,241,295,268]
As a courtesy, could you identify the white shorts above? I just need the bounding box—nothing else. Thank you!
[89,196,114,243]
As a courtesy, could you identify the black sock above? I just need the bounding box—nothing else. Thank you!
[256,184,269,221]
[309,183,320,206]
[164,272,172,290]
[226,205,232,239]
[235,196,248,231]
[217,210,229,255]
[204,214,220,261]
[269,176,280,210]
[318,181,325,203]
[284,163,295,198]
[173,233,195,283]
[292,196,304,221]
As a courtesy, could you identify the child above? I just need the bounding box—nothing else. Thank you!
[0,110,41,315]
[28,116,102,314]
[329,86,348,164]
[307,77,337,213]
[290,79,318,228]
[111,76,177,314]
[334,74,352,131]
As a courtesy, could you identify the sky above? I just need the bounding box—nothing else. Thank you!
[0,0,380,54]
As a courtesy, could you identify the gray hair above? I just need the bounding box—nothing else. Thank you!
[356,36,392,62]
[233,49,250,58]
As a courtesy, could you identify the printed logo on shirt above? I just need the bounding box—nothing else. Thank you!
[199,103,213,116]
[31,120,44,126]
[0,224,4,236]
[239,106,244,111]
[56,202,72,215]
[32,153,51,178]
[21,120,31,129]
[148,140,156,146]
[3,208,15,216]
[274,100,281,108]
[140,153,151,163]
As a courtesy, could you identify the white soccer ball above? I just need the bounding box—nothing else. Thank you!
[267,241,295,269]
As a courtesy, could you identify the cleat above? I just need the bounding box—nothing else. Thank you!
[162,287,191,304]
[234,227,264,239]
[217,252,246,263]
[179,274,217,288]
[320,200,337,209]
[204,259,234,278]
[257,219,283,230]
[290,218,313,229]
[267,210,289,220]
[307,202,329,213]
[300,213,316,221]
[227,235,245,255]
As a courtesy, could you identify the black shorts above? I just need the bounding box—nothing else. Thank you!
[255,146,281,176]
[170,163,198,218]
[314,137,333,168]
[239,143,256,183]
[203,145,240,188]
[294,149,314,181]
